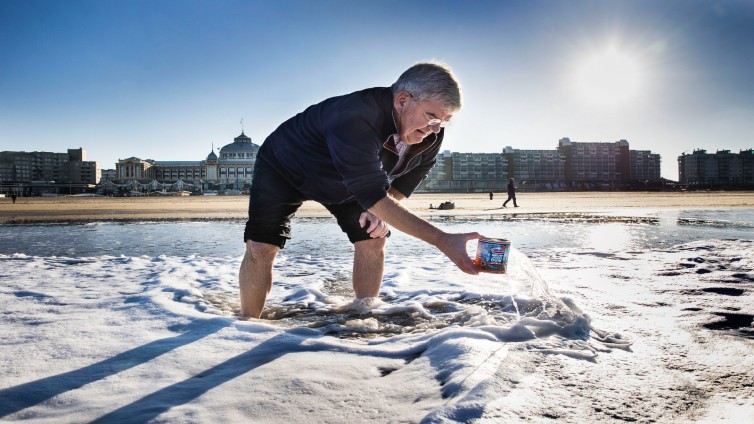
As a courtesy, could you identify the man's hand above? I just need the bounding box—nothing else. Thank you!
[359,211,390,238]
[435,232,483,275]
[368,196,482,274]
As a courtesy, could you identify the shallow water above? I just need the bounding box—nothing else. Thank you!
[1,209,752,257]
[2,209,751,339]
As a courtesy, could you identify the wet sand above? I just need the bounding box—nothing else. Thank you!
[0,191,752,223]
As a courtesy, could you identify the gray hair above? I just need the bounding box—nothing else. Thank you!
[391,61,462,112]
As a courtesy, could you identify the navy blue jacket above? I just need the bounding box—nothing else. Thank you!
[259,87,444,209]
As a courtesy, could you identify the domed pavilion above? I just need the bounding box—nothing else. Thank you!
[121,131,261,192]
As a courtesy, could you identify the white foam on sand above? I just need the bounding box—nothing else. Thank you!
[1,233,753,422]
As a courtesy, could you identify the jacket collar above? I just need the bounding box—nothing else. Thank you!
[383,131,440,157]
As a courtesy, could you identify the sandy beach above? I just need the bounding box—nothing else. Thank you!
[1,191,752,223]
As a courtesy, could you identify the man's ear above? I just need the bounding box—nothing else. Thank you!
[394,91,410,113]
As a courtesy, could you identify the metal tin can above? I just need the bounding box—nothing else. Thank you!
[474,238,511,273]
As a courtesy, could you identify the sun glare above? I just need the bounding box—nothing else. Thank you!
[572,47,643,107]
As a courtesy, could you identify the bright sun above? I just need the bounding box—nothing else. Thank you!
[572,47,643,107]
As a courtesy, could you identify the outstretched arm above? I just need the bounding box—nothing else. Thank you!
[369,195,481,274]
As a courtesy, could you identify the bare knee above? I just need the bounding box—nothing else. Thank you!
[244,241,279,265]
[240,241,279,283]
[354,237,386,255]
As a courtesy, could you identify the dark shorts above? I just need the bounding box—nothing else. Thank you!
[243,155,389,248]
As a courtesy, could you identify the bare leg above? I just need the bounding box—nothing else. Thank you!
[352,237,387,298]
[239,241,280,318]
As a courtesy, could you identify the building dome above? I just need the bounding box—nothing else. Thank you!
[219,132,259,162]
[206,149,218,161]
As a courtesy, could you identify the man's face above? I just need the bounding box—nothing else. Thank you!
[394,92,454,145]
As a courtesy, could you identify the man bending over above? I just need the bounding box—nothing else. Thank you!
[240,62,481,318]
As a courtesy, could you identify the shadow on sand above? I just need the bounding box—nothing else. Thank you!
[1,317,420,422]
[0,318,230,419]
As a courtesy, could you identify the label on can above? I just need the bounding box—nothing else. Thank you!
[474,238,511,273]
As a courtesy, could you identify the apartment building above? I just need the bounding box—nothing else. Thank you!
[503,147,566,190]
[678,149,754,187]
[0,147,99,195]
[557,138,631,187]
[630,150,662,181]
[419,138,662,192]
[422,150,508,192]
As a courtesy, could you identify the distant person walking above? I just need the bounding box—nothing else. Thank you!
[503,178,518,208]
[488,191,493,200]
[11,193,17,204]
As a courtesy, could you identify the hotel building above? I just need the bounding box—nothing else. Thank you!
[106,132,260,194]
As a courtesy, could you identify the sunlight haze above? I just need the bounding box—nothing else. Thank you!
[571,46,644,108]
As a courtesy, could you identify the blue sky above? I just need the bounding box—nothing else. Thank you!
[2,0,753,179]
